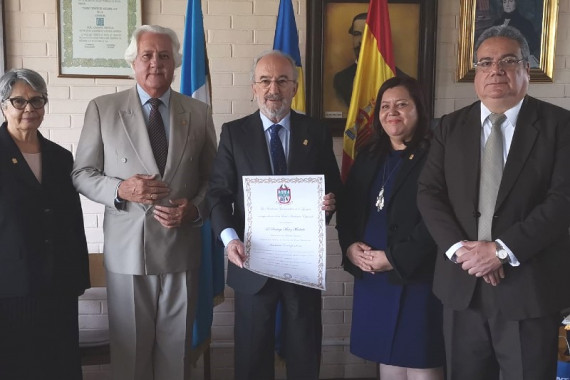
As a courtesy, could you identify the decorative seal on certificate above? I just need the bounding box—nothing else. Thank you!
[277,184,291,204]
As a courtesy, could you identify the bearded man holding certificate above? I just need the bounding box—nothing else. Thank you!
[207,50,341,380]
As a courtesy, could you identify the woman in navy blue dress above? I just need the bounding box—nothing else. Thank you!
[337,77,444,379]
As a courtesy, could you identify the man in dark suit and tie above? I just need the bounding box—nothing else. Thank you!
[207,50,341,379]
[417,25,570,379]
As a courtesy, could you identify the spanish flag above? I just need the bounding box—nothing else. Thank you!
[273,0,306,113]
[341,0,395,181]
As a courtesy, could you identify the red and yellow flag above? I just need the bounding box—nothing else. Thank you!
[341,0,395,182]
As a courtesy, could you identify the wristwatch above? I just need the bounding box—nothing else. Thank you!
[495,242,509,264]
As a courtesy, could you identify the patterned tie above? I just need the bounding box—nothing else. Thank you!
[269,124,287,175]
[478,113,506,240]
[147,98,168,176]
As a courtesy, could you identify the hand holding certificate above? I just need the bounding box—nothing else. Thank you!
[242,175,326,290]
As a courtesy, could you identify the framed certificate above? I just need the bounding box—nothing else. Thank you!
[57,0,142,78]
[243,175,327,290]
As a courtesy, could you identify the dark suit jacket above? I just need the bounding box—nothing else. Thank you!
[0,123,89,297]
[208,110,342,294]
[337,145,436,284]
[417,96,570,320]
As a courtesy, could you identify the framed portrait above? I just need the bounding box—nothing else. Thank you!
[457,0,558,82]
[306,0,437,135]
[57,0,142,78]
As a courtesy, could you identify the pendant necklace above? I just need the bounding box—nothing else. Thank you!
[375,158,401,212]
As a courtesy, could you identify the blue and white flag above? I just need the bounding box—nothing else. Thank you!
[181,0,211,103]
[180,0,224,363]
[273,0,305,113]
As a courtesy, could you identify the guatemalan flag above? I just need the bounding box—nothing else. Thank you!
[341,0,395,182]
[180,0,225,363]
[273,0,306,113]
[181,0,211,103]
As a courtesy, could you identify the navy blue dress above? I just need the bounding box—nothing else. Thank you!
[349,150,444,368]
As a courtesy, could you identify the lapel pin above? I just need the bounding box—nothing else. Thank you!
[11,158,17,164]
[303,139,308,146]
[409,154,414,160]
[182,119,188,126]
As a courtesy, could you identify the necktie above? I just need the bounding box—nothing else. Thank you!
[147,98,168,176]
[269,124,287,175]
[478,113,506,240]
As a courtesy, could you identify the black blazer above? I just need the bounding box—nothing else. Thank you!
[0,123,89,297]
[418,96,570,319]
[207,111,342,294]
[337,145,437,285]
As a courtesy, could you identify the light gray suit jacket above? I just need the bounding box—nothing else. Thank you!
[72,86,217,275]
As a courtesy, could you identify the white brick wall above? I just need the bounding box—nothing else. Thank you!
[4,0,570,378]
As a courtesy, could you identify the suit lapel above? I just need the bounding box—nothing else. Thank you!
[163,92,190,182]
[496,97,539,210]
[39,134,61,191]
[242,112,272,175]
[0,124,41,190]
[288,111,311,174]
[391,148,424,197]
[463,105,483,212]
[119,87,158,175]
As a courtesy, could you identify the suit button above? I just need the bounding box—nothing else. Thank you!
[121,157,127,163]
[390,225,398,232]
[473,211,481,217]
[493,215,499,218]
[43,208,52,214]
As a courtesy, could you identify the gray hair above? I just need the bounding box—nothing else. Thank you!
[124,25,182,68]
[474,25,531,62]
[0,68,48,101]
[250,50,299,82]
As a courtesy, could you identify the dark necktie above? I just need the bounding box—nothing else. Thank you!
[147,98,168,176]
[269,124,287,175]
[478,113,506,240]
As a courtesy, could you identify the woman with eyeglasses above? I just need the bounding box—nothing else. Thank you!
[0,68,89,379]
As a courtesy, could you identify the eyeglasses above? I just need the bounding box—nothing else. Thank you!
[473,57,526,72]
[4,96,47,110]
[254,79,296,89]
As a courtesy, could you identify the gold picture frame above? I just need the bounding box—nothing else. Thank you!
[457,0,558,82]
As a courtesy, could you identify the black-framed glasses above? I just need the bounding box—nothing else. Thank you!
[253,79,296,89]
[473,57,526,73]
[4,96,48,110]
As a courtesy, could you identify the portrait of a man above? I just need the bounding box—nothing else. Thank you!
[333,13,366,107]
[323,3,419,117]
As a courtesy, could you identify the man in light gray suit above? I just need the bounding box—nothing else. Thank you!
[72,25,217,380]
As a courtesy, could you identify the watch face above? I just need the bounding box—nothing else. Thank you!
[498,249,508,260]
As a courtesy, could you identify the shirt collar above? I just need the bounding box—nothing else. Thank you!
[137,85,171,108]
[259,112,291,133]
[480,98,524,128]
